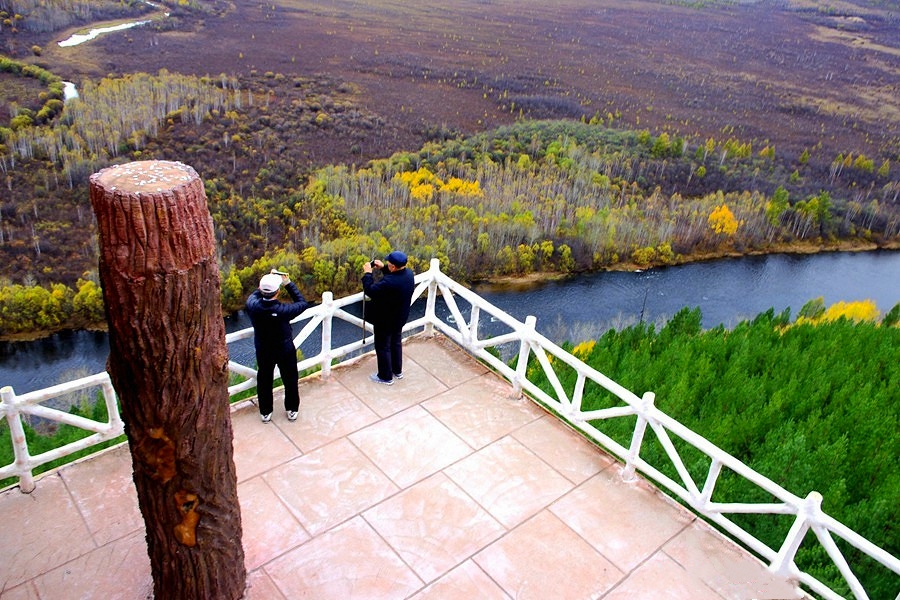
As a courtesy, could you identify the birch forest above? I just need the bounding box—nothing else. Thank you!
[1,64,898,338]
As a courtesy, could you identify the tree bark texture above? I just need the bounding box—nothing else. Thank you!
[89,161,246,600]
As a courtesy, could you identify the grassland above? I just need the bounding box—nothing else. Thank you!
[5,0,899,165]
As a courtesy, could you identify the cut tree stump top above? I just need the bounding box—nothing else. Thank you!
[90,160,198,194]
[89,160,215,276]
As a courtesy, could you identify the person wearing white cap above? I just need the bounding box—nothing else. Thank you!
[362,250,415,385]
[246,270,310,422]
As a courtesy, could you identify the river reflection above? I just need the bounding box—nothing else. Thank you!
[58,20,152,47]
[475,251,900,339]
[2,251,898,394]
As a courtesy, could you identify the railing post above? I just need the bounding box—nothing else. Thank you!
[320,291,334,379]
[1,386,35,493]
[468,304,480,347]
[423,258,441,337]
[622,391,655,483]
[770,491,821,580]
[512,315,537,397]
[100,377,124,435]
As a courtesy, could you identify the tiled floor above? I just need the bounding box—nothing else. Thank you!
[0,335,806,599]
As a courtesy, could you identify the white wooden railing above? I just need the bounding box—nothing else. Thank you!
[1,258,898,600]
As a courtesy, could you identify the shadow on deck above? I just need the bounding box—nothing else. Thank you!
[0,335,803,599]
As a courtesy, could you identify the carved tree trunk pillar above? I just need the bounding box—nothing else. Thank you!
[89,160,246,600]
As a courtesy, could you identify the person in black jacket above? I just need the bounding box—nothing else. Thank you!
[246,270,310,422]
[362,250,415,385]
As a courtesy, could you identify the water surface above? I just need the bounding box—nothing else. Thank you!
[2,251,898,394]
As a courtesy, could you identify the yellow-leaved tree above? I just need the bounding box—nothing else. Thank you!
[792,298,880,327]
[708,204,740,236]
[821,300,880,323]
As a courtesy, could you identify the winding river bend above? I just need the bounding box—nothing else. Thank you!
[2,251,898,394]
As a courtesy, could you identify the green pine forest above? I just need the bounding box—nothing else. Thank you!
[538,302,899,599]
[0,66,899,338]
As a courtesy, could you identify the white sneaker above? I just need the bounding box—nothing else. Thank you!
[369,373,393,386]
[261,412,272,423]
[287,410,298,421]
[393,372,404,380]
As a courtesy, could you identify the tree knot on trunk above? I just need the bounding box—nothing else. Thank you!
[135,427,177,484]
[173,490,200,547]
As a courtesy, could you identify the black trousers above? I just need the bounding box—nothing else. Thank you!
[256,347,300,415]
[373,326,403,381]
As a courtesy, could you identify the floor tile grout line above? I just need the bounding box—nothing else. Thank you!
[58,469,106,551]
[347,402,475,489]
[251,566,290,600]
[656,519,733,600]
[272,428,405,543]
[358,511,428,591]
[255,470,312,541]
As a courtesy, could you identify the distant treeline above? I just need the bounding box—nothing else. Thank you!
[540,301,899,600]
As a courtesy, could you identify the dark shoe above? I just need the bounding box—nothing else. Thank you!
[369,373,393,386]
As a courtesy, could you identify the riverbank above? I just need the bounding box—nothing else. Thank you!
[474,239,899,292]
[3,241,899,343]
[4,250,899,394]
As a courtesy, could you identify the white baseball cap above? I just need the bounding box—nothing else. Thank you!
[259,273,282,295]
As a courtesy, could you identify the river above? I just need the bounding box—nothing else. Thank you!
[2,251,898,394]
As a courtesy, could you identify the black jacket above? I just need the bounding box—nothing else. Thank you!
[362,266,415,330]
[246,282,310,356]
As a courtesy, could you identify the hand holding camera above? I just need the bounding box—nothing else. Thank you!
[270,269,290,283]
[363,257,380,274]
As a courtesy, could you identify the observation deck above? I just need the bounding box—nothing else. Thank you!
[0,335,803,599]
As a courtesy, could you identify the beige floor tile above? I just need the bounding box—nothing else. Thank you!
[512,415,616,484]
[474,510,623,599]
[265,516,423,599]
[277,376,379,453]
[663,519,807,600]
[230,405,302,482]
[337,356,448,418]
[237,475,310,570]
[60,444,143,546]
[423,374,543,449]
[604,552,722,600]
[349,405,472,488]
[31,529,152,600]
[263,438,398,535]
[244,568,287,600]
[445,436,574,528]
[410,560,510,600]
[0,474,97,590]
[550,468,694,572]
[404,337,488,387]
[363,472,506,583]
[0,582,40,600]
[241,569,288,600]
